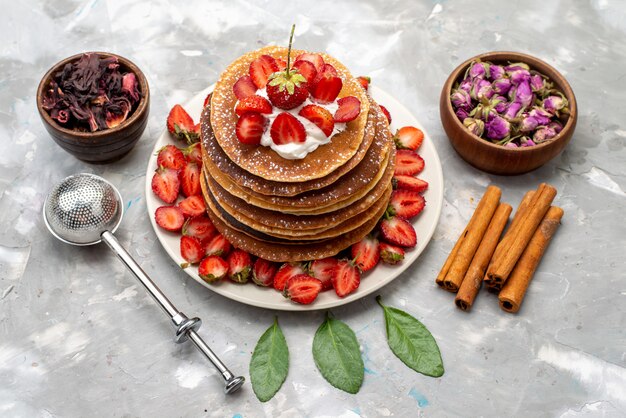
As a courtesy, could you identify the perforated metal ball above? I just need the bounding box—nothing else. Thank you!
[43,173,123,245]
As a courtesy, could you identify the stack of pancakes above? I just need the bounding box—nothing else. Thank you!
[199,46,395,262]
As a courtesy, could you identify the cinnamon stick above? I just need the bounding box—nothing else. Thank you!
[455,202,512,311]
[499,206,564,313]
[441,185,501,293]
[486,183,556,287]
[435,226,467,288]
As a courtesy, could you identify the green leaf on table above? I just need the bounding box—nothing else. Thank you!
[376,295,444,377]
[249,317,289,402]
[312,313,364,394]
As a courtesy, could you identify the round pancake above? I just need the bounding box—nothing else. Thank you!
[205,164,391,232]
[207,172,392,240]
[208,144,394,215]
[203,184,390,262]
[200,101,379,196]
[210,46,370,182]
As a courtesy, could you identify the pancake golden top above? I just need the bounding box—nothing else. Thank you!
[210,46,370,183]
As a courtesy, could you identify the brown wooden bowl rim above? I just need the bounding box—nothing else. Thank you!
[442,50,577,153]
[36,51,150,140]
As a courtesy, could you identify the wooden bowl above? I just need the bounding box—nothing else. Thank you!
[36,52,150,163]
[440,51,577,175]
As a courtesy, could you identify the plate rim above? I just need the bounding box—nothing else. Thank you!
[144,85,444,311]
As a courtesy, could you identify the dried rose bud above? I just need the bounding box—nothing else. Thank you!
[530,74,544,91]
[450,89,472,110]
[505,142,519,148]
[510,80,534,109]
[486,115,510,140]
[519,114,540,133]
[468,62,490,79]
[470,78,493,101]
[505,62,530,72]
[456,108,471,121]
[528,107,552,125]
[548,120,563,134]
[458,78,472,93]
[490,64,505,80]
[463,117,485,137]
[491,95,508,113]
[509,69,531,86]
[503,102,523,121]
[520,136,536,147]
[542,95,567,114]
[492,77,512,95]
[533,125,557,143]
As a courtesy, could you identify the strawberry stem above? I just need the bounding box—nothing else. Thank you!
[286,24,295,77]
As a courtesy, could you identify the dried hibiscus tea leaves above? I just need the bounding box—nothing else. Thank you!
[42,53,142,132]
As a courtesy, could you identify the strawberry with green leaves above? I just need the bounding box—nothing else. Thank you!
[283,275,323,304]
[198,256,229,283]
[227,249,252,283]
[167,104,199,144]
[266,25,309,110]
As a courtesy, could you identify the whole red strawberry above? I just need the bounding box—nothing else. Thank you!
[266,25,309,110]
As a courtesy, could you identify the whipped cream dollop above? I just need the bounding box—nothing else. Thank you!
[237,88,347,160]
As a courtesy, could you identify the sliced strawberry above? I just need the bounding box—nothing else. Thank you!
[183,215,217,243]
[179,161,201,197]
[394,126,424,151]
[203,92,213,108]
[311,73,342,103]
[249,55,280,89]
[270,112,306,145]
[167,104,195,135]
[298,105,334,137]
[180,235,203,266]
[312,64,338,86]
[393,175,429,193]
[235,112,268,145]
[252,258,279,287]
[389,190,426,219]
[167,104,199,143]
[205,234,231,257]
[273,263,306,291]
[293,60,318,84]
[157,145,186,170]
[198,255,229,283]
[380,104,392,125]
[232,75,257,100]
[309,257,338,290]
[151,167,180,204]
[182,142,202,165]
[332,259,360,298]
[394,149,425,176]
[227,249,252,284]
[334,96,361,123]
[275,58,287,70]
[155,205,184,232]
[356,76,370,91]
[350,236,380,272]
[295,53,325,73]
[235,95,272,116]
[380,216,417,248]
[379,242,405,265]
[283,274,322,304]
[178,195,206,218]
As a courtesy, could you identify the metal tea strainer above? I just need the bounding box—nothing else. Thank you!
[43,173,244,394]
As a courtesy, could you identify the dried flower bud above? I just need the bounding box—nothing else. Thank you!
[456,108,470,121]
[471,78,493,101]
[519,114,540,133]
[520,136,536,147]
[548,120,563,134]
[492,78,512,95]
[491,95,508,113]
[530,74,544,91]
[542,95,567,114]
[505,62,530,72]
[533,125,557,143]
[505,142,519,148]
[486,115,510,140]
[503,102,523,120]
[450,89,472,110]
[490,64,505,80]
[511,80,534,109]
[463,117,485,137]
[458,78,472,93]
[469,62,490,79]
[509,69,531,86]
[528,107,552,125]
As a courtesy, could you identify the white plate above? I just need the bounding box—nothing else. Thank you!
[145,85,443,311]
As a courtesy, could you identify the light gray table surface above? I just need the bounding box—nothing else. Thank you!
[1,1,625,417]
